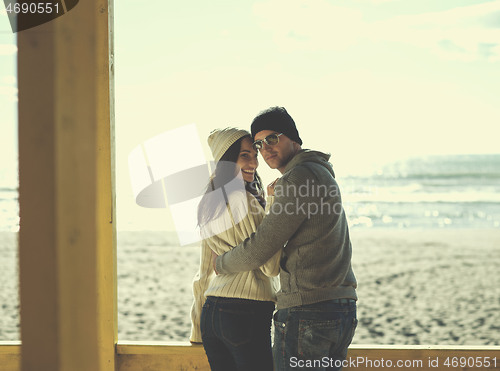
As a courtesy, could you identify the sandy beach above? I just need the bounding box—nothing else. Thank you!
[1,229,499,345]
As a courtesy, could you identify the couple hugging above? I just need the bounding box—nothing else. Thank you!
[190,106,357,371]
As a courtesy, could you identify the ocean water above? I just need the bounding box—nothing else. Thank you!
[0,164,18,233]
[340,154,500,229]
[0,154,499,231]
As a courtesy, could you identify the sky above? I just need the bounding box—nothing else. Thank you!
[0,10,16,186]
[1,0,500,231]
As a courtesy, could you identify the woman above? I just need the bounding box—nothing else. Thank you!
[190,127,281,371]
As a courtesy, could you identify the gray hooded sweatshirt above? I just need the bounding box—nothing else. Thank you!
[216,149,357,309]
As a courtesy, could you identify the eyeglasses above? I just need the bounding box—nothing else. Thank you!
[252,133,283,151]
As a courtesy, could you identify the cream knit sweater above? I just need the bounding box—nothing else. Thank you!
[190,189,281,343]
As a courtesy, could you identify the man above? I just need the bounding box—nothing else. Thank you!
[215,106,357,371]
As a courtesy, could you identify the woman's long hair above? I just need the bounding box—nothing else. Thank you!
[197,135,264,227]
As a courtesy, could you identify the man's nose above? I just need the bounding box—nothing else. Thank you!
[260,142,272,151]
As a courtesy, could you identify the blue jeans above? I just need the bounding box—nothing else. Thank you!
[201,296,275,371]
[273,299,357,371]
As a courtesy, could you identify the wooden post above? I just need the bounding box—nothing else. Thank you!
[18,0,116,370]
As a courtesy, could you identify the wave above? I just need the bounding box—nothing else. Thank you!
[0,187,18,192]
[346,172,500,182]
[381,173,500,181]
[344,191,500,204]
[342,154,500,180]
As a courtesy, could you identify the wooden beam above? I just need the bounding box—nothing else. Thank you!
[0,342,21,371]
[17,0,115,370]
[1,343,499,370]
[114,343,500,371]
[116,343,211,371]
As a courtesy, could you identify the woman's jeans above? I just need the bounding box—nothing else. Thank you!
[273,299,357,371]
[201,296,275,371]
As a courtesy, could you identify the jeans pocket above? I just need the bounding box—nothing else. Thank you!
[337,317,358,358]
[272,311,287,370]
[273,311,286,338]
[298,319,340,359]
[219,308,254,347]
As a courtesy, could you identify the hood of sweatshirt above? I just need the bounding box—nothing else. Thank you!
[283,149,336,178]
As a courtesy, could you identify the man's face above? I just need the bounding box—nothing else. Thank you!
[254,130,297,173]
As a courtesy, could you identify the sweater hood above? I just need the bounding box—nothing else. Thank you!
[283,149,335,178]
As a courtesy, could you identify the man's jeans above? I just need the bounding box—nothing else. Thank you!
[201,296,275,371]
[273,299,357,371]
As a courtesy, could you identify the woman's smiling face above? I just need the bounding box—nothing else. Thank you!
[236,137,259,183]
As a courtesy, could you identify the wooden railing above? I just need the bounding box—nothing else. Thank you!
[2,341,499,371]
